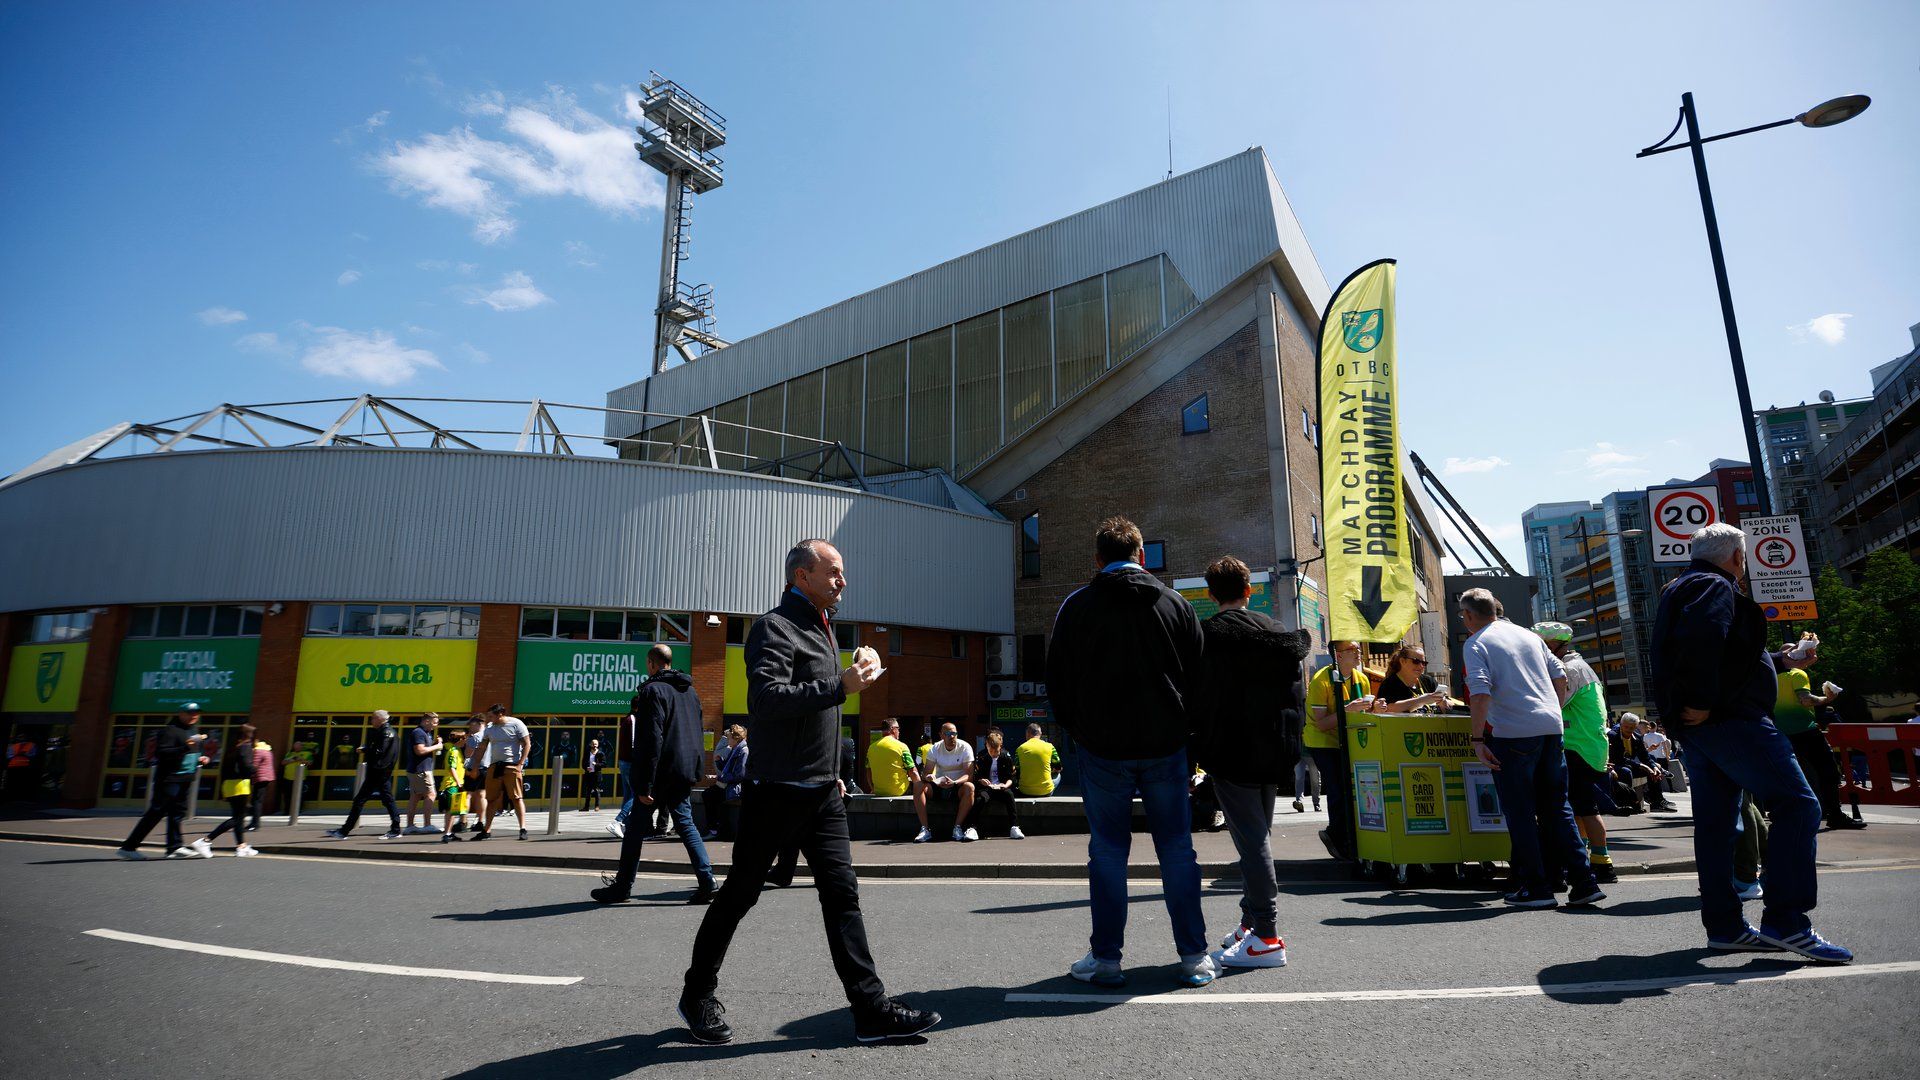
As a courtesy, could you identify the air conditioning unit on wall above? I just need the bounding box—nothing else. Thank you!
[986,680,1017,702]
[985,634,1017,676]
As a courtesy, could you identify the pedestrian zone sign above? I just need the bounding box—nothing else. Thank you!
[1649,483,1723,563]
[1743,514,1817,621]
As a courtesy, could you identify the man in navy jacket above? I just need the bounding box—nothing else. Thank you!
[1650,523,1850,963]
[593,645,715,905]
[677,539,940,1046]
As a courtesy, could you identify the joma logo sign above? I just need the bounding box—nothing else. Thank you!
[339,663,434,687]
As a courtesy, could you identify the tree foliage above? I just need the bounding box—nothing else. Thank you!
[1809,549,1920,694]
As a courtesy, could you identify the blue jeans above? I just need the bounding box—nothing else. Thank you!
[1487,734,1594,894]
[1077,749,1206,962]
[615,791,712,881]
[1677,716,1821,938]
[614,761,635,823]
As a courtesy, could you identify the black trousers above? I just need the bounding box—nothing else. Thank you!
[685,782,885,1012]
[701,785,732,838]
[248,781,270,830]
[583,773,602,811]
[1307,747,1354,858]
[206,794,250,847]
[1787,729,1844,823]
[122,778,192,852]
[340,774,399,835]
[966,785,1020,835]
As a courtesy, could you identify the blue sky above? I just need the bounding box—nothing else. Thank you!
[2,1,1915,566]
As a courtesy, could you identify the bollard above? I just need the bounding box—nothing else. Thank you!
[145,765,158,810]
[354,761,366,796]
[547,755,565,836]
[288,763,307,826]
[187,771,199,820]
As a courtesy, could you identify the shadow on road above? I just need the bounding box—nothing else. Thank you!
[1535,948,1804,1003]
[433,897,693,921]
[1556,894,1697,917]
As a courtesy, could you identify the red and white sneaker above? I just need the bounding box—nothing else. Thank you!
[1218,933,1288,969]
[1219,924,1253,950]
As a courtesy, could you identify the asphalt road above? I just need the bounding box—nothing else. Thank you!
[3,837,1915,1080]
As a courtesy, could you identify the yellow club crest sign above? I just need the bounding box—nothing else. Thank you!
[1318,259,1416,644]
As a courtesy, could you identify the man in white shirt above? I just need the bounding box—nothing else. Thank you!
[472,704,532,841]
[913,723,976,843]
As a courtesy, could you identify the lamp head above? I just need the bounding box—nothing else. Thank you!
[1797,94,1870,129]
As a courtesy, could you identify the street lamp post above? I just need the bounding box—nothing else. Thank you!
[1572,518,1645,705]
[1638,92,1870,518]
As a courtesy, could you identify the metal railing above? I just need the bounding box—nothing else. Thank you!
[1815,355,1920,480]
[4,395,932,496]
[1824,420,1920,524]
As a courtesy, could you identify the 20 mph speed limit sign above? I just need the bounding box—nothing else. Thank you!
[1648,483,1723,563]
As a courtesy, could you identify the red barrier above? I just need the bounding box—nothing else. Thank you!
[1829,723,1920,807]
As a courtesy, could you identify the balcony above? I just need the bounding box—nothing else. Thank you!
[1825,419,1920,526]
[1816,356,1920,482]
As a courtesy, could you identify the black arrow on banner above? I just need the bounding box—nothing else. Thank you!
[1354,565,1393,630]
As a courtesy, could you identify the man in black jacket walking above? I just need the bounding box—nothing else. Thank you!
[1049,516,1213,989]
[593,645,716,904]
[117,704,211,859]
[328,710,402,840]
[1650,523,1849,963]
[678,539,940,1046]
[1193,556,1310,969]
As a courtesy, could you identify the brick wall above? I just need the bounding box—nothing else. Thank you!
[250,600,307,764]
[60,605,128,808]
[690,613,726,763]
[992,320,1280,648]
[471,603,518,716]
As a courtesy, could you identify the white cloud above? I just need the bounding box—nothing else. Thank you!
[564,240,599,268]
[1561,441,1648,482]
[1442,455,1510,476]
[468,270,552,312]
[364,110,390,131]
[1788,313,1852,346]
[372,87,662,244]
[337,269,362,286]
[197,306,247,326]
[298,326,444,386]
[459,342,494,365]
[235,331,289,355]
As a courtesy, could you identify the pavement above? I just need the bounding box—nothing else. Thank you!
[2,832,1916,1079]
[6,794,1919,880]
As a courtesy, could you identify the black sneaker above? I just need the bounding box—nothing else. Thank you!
[519,828,529,841]
[688,877,716,906]
[678,994,733,1045]
[1317,828,1342,860]
[853,998,942,1043]
[469,830,491,842]
[1503,886,1558,910]
[1591,863,1619,884]
[590,872,633,905]
[1827,817,1868,830]
[1566,883,1606,907]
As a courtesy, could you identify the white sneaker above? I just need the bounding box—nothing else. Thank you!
[1178,952,1220,987]
[950,826,965,842]
[235,845,260,858]
[961,827,979,842]
[606,822,626,839]
[189,839,214,859]
[913,826,932,843]
[1217,934,1288,969]
[1211,811,1226,830]
[1220,923,1252,950]
[165,848,195,859]
[116,848,148,861]
[1008,826,1026,840]
[323,829,347,839]
[1734,878,1764,902]
[1069,951,1125,987]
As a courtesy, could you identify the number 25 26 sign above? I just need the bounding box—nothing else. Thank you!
[1649,484,1723,564]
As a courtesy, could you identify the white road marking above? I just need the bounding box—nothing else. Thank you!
[1008,959,1920,1005]
[84,928,582,985]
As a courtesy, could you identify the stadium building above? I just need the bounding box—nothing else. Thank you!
[1,148,1444,810]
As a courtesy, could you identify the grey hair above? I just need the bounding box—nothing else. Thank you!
[784,538,830,585]
[1458,587,1497,620]
[1690,523,1747,566]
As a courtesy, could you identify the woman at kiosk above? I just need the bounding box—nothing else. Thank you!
[1307,641,1372,860]
[1373,645,1453,714]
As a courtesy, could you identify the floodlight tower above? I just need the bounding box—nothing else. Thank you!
[634,73,729,374]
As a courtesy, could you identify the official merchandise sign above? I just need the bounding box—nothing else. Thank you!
[1174,571,1273,620]
[1317,259,1417,643]
[292,638,478,713]
[3,642,88,713]
[112,638,260,713]
[513,641,692,714]
[1742,514,1817,621]
[1648,484,1723,563]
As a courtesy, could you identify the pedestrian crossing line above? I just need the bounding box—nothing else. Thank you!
[83,928,583,985]
[1007,959,1920,1005]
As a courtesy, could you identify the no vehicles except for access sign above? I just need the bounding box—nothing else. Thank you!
[1743,514,1816,618]
[1649,484,1722,564]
